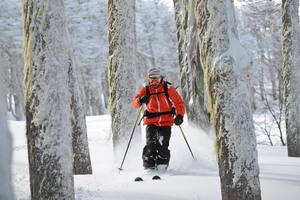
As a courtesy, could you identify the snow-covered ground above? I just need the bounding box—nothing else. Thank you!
[10,115,300,199]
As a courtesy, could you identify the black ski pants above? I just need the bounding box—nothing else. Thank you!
[142,125,171,169]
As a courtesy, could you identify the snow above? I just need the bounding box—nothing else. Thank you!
[1,64,14,199]
[10,115,300,199]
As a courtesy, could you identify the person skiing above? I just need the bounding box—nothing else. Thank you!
[132,68,185,172]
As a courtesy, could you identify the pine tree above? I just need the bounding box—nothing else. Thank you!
[23,0,75,199]
[0,63,15,200]
[108,0,140,154]
[194,0,261,199]
[281,0,300,157]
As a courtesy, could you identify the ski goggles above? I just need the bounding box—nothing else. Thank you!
[148,77,160,85]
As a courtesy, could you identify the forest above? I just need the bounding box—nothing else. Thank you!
[0,0,300,200]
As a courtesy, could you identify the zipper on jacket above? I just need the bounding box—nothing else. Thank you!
[155,88,162,126]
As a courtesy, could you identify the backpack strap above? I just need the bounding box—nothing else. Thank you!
[142,81,176,119]
[146,85,150,97]
[145,81,173,106]
[163,81,173,107]
[143,107,175,119]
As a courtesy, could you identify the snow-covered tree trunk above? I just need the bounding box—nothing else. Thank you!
[278,68,284,106]
[258,65,265,101]
[1,0,25,121]
[173,0,190,114]
[173,0,209,130]
[2,49,25,121]
[267,53,277,100]
[186,0,210,129]
[23,0,75,199]
[194,0,261,199]
[281,0,300,157]
[0,65,15,200]
[101,66,109,109]
[69,60,93,174]
[108,0,139,152]
[9,58,25,121]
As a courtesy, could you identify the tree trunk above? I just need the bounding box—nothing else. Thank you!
[11,59,25,121]
[68,59,93,174]
[194,0,262,199]
[267,53,277,100]
[5,52,25,121]
[89,90,104,115]
[278,68,284,107]
[173,0,210,130]
[108,0,140,155]
[101,66,109,109]
[23,0,75,199]
[173,0,190,115]
[258,63,265,101]
[186,0,210,130]
[281,0,300,157]
[0,59,15,200]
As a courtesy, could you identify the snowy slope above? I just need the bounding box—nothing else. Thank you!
[10,115,300,200]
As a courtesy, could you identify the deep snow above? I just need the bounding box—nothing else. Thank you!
[10,115,300,199]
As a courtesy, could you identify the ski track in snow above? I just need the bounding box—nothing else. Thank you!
[9,115,300,200]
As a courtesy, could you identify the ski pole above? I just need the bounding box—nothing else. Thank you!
[179,125,196,160]
[118,106,143,171]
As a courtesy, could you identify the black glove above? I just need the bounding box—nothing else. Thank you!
[139,95,150,105]
[174,115,183,125]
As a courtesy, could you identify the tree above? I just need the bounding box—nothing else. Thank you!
[7,52,25,120]
[65,0,107,116]
[173,0,190,114]
[173,0,209,130]
[236,0,281,109]
[23,0,75,199]
[281,0,300,157]
[136,0,179,85]
[69,57,93,175]
[0,65,15,200]
[1,0,25,121]
[108,0,140,154]
[193,0,262,199]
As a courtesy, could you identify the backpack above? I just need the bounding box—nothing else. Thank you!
[143,81,175,119]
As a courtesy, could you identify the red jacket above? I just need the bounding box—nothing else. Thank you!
[132,81,185,126]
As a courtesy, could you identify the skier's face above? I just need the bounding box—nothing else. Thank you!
[148,77,160,87]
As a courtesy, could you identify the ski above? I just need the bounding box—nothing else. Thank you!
[152,175,161,180]
[134,175,161,181]
[134,177,143,182]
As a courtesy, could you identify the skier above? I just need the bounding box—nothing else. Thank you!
[132,68,185,172]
